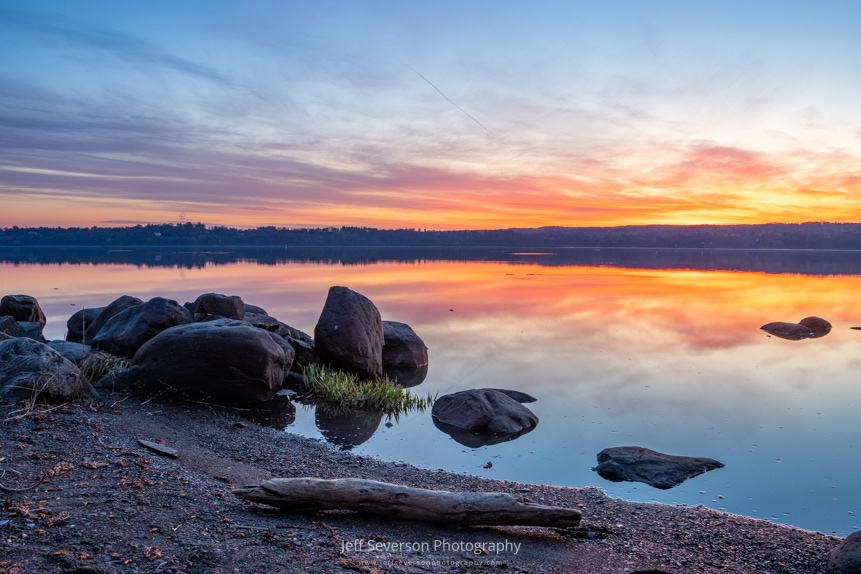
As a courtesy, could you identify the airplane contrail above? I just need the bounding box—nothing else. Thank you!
[402,63,498,140]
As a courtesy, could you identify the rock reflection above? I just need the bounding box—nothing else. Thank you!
[383,363,429,388]
[241,393,296,429]
[432,418,536,448]
[315,407,383,450]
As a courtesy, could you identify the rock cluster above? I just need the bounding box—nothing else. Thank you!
[0,287,428,407]
[761,315,832,340]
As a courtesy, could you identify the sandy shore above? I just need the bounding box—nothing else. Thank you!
[0,397,841,573]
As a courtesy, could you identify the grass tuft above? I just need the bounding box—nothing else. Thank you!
[79,351,130,384]
[301,364,435,421]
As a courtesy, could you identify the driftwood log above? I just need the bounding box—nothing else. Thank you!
[233,477,582,527]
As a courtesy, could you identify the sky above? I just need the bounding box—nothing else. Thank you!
[1,0,860,230]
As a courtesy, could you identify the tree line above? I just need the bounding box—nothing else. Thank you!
[2,221,861,249]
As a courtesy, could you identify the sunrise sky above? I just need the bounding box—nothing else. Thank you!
[2,1,860,230]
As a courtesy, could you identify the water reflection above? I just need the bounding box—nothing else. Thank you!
[241,393,296,428]
[315,407,383,450]
[3,251,861,534]
[432,418,537,448]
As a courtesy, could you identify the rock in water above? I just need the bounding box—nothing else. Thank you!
[593,446,724,489]
[760,321,814,341]
[314,286,384,378]
[827,530,861,574]
[382,320,429,386]
[0,338,97,402]
[127,319,289,405]
[798,316,832,338]
[432,388,539,447]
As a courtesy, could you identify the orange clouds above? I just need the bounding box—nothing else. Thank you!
[3,141,860,230]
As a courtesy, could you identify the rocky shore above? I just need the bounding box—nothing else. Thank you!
[0,397,843,574]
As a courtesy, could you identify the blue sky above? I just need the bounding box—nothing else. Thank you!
[2,1,860,229]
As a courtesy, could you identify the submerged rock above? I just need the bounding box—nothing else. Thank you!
[593,446,724,489]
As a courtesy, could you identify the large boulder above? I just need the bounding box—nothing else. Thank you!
[828,530,861,574]
[66,306,105,343]
[85,295,143,344]
[126,319,289,405]
[0,338,97,402]
[431,388,539,447]
[188,292,245,320]
[593,446,724,490]
[314,286,384,378]
[382,321,428,386]
[0,294,46,328]
[92,297,192,357]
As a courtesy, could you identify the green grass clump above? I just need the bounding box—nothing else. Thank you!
[302,363,435,421]
[79,350,130,384]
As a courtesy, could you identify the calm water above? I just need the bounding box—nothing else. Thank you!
[2,247,860,535]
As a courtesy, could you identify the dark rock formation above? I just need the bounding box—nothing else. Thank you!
[0,294,46,327]
[0,316,44,341]
[85,295,143,344]
[432,388,539,447]
[92,297,192,357]
[126,319,289,405]
[47,340,90,363]
[244,303,268,316]
[593,446,724,489]
[66,306,105,343]
[760,321,815,341]
[265,332,297,372]
[827,530,861,574]
[382,321,428,386]
[188,292,246,320]
[314,286,384,378]
[0,338,96,402]
[799,316,832,338]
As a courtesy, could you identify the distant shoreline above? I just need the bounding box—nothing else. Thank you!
[3,221,861,250]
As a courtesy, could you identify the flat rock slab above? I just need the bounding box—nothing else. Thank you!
[138,439,179,459]
[593,446,724,490]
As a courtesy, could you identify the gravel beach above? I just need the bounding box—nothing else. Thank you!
[0,397,841,573]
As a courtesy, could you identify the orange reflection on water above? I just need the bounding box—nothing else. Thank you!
[4,259,860,354]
